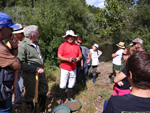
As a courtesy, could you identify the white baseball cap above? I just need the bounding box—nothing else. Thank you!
[93,43,99,48]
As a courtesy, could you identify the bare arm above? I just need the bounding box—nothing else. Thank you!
[58,54,72,62]
[112,53,118,58]
[87,52,92,64]
[81,59,83,70]
[98,51,102,58]
[8,36,19,56]
[76,54,82,62]
[114,72,126,83]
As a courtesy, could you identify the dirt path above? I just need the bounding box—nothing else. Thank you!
[73,62,113,113]
[94,62,113,113]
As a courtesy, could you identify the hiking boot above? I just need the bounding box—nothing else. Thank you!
[60,100,64,105]
[93,75,96,83]
[68,98,73,101]
[68,88,73,101]
[93,78,95,83]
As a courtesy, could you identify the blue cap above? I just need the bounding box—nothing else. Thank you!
[0,12,20,29]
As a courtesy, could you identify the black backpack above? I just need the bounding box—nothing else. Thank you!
[0,41,15,101]
[0,67,15,101]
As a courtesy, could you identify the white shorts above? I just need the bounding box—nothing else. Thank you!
[60,68,76,89]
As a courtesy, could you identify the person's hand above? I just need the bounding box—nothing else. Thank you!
[76,57,80,62]
[36,67,44,74]
[68,58,72,63]
[117,81,124,86]
[87,59,91,64]
[9,35,18,49]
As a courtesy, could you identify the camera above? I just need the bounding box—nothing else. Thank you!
[71,58,77,63]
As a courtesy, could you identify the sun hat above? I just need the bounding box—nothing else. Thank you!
[93,43,99,48]
[62,30,77,39]
[13,24,24,34]
[116,42,125,48]
[132,38,143,45]
[0,12,20,29]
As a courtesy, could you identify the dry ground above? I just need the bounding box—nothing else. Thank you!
[46,62,113,113]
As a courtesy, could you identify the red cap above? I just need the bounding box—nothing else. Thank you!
[77,37,83,43]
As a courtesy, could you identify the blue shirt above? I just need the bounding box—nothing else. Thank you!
[81,46,90,67]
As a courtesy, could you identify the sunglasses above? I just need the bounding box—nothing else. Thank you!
[77,41,82,44]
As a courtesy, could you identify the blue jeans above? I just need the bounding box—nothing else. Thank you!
[76,65,88,83]
[84,65,88,75]
[0,95,12,113]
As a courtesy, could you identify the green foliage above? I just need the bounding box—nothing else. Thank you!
[2,0,150,65]
[2,0,95,66]
[136,0,150,5]
[119,4,150,51]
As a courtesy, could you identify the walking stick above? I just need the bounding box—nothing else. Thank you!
[13,70,18,93]
[33,72,39,113]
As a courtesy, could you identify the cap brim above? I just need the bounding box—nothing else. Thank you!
[93,45,98,48]
[129,43,133,46]
[9,24,20,29]
[62,35,78,39]
[116,44,125,48]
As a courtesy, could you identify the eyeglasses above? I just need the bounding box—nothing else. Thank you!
[122,53,128,56]
[77,41,82,44]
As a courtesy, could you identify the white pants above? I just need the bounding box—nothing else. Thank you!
[60,69,76,89]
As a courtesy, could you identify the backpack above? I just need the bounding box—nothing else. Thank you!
[0,41,15,101]
[0,66,15,101]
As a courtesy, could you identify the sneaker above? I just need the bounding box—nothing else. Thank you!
[60,100,64,105]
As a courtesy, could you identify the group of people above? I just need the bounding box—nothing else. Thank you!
[1,12,150,113]
[103,38,150,112]
[57,30,102,104]
[0,12,48,112]
[0,12,102,112]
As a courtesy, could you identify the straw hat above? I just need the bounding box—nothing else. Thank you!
[13,24,24,34]
[116,42,125,48]
[62,30,77,39]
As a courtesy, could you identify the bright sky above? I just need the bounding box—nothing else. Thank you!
[86,0,105,8]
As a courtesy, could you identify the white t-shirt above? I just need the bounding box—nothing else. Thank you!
[112,49,124,65]
[90,49,102,66]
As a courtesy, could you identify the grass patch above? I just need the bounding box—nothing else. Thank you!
[99,89,111,99]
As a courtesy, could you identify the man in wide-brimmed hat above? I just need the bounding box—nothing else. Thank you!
[111,42,125,83]
[58,30,82,104]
